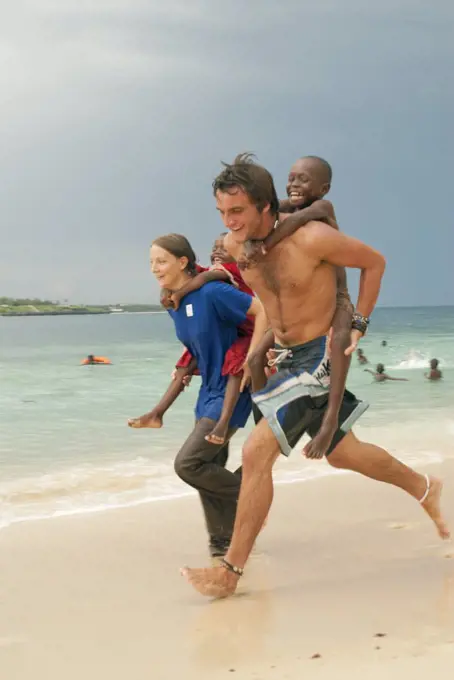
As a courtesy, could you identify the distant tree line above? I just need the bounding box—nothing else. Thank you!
[0,297,54,306]
[0,297,163,312]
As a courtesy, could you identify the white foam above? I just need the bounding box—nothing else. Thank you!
[389,349,448,370]
[0,448,445,531]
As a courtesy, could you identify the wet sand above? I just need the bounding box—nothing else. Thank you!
[1,460,453,679]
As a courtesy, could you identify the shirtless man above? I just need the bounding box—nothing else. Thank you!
[182,154,449,598]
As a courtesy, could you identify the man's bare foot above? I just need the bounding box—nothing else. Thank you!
[421,476,450,540]
[180,566,239,598]
[205,422,229,445]
[127,412,163,429]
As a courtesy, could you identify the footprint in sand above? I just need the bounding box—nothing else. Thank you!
[388,522,415,530]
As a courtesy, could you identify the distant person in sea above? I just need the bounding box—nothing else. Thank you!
[364,363,408,383]
[356,348,368,365]
[81,355,111,365]
[128,233,267,559]
[381,340,387,347]
[425,358,442,381]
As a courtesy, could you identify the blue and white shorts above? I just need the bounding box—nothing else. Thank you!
[252,336,369,457]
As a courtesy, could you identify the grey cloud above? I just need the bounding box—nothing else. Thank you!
[0,0,453,303]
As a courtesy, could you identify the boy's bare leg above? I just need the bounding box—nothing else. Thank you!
[304,294,352,459]
[205,374,242,445]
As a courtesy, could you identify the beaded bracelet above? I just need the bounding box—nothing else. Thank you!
[221,558,244,577]
[352,312,370,334]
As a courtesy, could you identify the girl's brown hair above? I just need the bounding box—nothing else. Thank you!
[152,233,197,276]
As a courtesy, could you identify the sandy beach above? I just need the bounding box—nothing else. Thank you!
[1,459,454,680]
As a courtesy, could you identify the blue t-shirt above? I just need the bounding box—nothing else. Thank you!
[168,282,253,428]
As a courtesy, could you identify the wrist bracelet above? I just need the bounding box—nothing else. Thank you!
[352,312,370,335]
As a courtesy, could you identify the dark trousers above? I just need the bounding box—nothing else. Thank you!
[174,418,241,541]
[174,406,263,542]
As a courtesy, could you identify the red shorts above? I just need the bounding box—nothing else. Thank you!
[221,335,251,376]
[175,333,252,377]
[176,348,201,375]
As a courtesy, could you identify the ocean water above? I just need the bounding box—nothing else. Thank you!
[1,307,453,530]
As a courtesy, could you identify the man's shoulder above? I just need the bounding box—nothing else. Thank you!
[273,219,327,248]
[275,221,336,263]
[291,220,334,245]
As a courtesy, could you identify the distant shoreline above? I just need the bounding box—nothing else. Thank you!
[2,300,452,317]
[0,309,165,317]
[0,304,163,317]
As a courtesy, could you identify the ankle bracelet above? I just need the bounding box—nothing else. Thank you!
[221,558,244,577]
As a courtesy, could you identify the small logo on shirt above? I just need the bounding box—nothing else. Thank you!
[186,304,194,317]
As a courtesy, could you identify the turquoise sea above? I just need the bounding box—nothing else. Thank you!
[1,307,453,529]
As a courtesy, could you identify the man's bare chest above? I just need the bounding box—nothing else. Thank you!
[239,242,315,298]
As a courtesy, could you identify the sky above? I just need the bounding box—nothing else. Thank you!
[0,0,453,306]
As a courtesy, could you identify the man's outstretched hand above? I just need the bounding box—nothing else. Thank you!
[344,329,364,356]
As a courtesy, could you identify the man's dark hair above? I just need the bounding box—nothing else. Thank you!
[302,155,333,184]
[213,153,280,215]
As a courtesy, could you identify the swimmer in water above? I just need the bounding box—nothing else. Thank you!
[425,358,442,381]
[356,348,368,365]
[364,363,408,383]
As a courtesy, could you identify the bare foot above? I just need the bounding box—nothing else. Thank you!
[180,566,239,598]
[205,422,228,445]
[128,412,163,429]
[421,476,450,540]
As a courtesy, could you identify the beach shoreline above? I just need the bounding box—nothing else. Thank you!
[1,460,453,679]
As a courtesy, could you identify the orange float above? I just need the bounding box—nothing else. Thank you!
[81,356,111,365]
